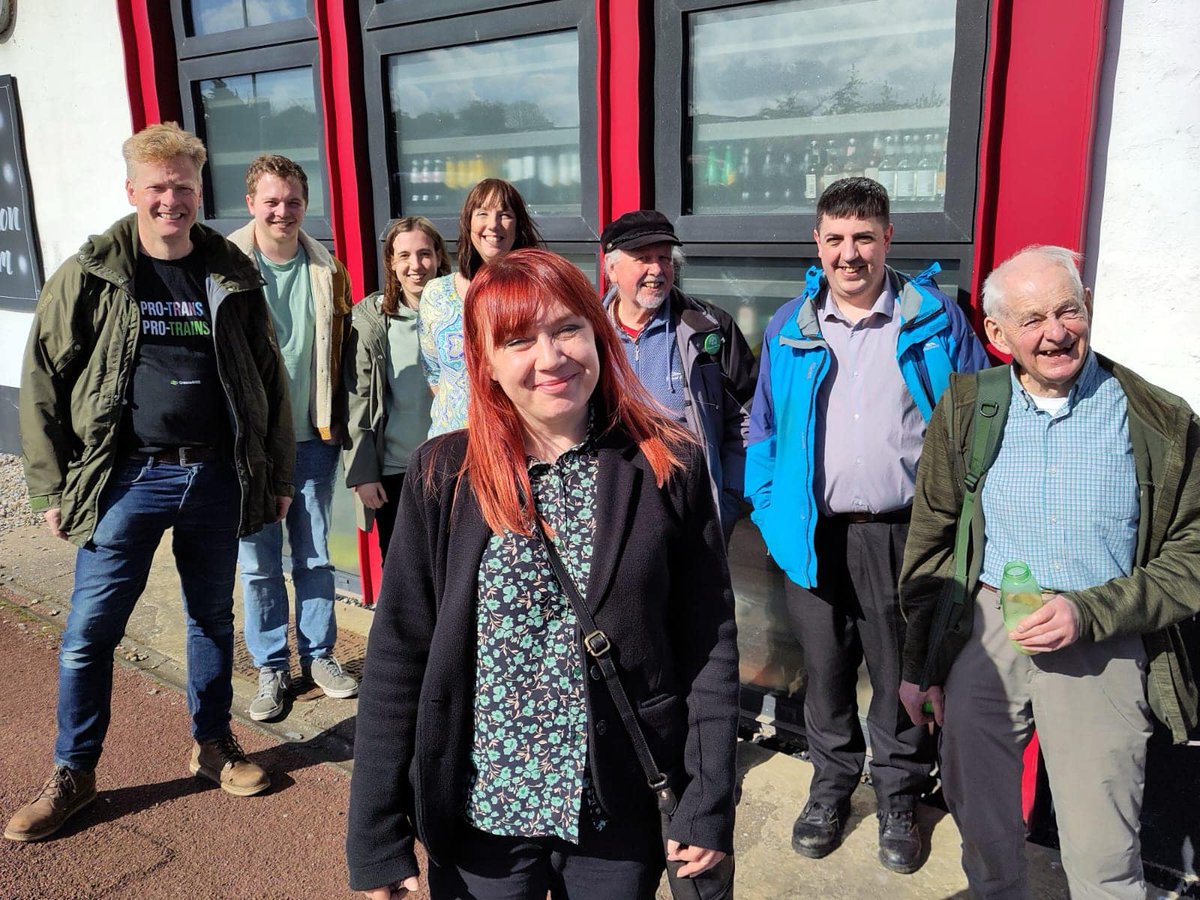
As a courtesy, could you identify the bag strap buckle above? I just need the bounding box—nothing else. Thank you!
[583,630,611,658]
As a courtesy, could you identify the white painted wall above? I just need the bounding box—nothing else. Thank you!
[0,1,132,389]
[1085,0,1200,407]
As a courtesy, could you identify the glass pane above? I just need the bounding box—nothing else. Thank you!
[189,0,308,35]
[688,0,956,216]
[198,67,325,218]
[679,254,965,353]
[385,31,581,220]
[677,256,811,355]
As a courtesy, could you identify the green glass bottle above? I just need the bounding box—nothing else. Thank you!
[1000,560,1044,655]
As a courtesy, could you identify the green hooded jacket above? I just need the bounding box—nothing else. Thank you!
[20,214,295,545]
[901,354,1200,744]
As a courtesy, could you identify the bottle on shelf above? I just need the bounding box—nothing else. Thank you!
[864,134,882,182]
[760,144,776,205]
[431,158,445,205]
[723,144,737,194]
[893,135,916,203]
[914,134,936,201]
[877,134,897,196]
[821,139,840,193]
[804,140,820,202]
[780,151,795,205]
[936,150,948,199]
[704,146,720,190]
[738,146,753,205]
[842,137,863,179]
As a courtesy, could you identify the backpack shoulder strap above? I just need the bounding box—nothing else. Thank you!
[952,365,1011,593]
[920,366,1011,690]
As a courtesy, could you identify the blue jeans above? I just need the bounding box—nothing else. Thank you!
[238,438,339,670]
[55,456,242,770]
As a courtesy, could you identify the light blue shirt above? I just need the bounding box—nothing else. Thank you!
[607,295,687,423]
[257,247,317,442]
[814,282,926,515]
[980,352,1139,592]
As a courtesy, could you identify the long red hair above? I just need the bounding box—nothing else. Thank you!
[459,248,694,536]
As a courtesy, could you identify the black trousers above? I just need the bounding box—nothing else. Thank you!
[784,516,933,813]
[371,472,406,564]
[427,813,664,900]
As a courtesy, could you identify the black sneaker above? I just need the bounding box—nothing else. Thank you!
[791,799,850,859]
[878,809,922,874]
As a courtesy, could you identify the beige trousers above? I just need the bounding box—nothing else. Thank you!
[940,584,1153,900]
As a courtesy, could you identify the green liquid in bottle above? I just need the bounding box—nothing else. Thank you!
[1000,561,1044,655]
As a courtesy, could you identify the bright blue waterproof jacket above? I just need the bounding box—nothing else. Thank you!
[745,263,989,588]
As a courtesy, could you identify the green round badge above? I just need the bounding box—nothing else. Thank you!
[702,333,722,355]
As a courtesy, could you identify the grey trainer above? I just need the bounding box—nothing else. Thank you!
[304,656,358,699]
[4,765,97,842]
[248,668,290,721]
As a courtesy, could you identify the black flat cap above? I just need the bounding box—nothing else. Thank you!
[600,210,682,253]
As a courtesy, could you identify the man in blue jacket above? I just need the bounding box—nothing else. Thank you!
[746,178,988,873]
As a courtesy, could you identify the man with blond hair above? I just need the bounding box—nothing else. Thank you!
[7,122,293,842]
[230,154,356,721]
[899,245,1200,897]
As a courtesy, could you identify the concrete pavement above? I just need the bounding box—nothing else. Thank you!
[0,521,1138,899]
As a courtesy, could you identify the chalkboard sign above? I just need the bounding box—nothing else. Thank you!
[0,75,42,311]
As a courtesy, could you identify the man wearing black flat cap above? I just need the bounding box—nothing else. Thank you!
[600,210,757,541]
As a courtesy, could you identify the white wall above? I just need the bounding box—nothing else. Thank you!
[1085,0,1200,407]
[0,1,133,389]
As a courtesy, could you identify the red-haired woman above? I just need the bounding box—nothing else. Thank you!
[344,217,451,561]
[419,178,543,437]
[348,249,740,898]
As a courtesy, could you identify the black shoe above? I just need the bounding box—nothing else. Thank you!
[877,809,922,874]
[791,799,849,859]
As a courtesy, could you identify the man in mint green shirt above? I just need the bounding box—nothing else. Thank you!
[230,155,357,721]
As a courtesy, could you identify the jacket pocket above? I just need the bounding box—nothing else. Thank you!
[637,692,688,772]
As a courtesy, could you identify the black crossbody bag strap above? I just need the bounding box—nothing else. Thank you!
[534,520,671,795]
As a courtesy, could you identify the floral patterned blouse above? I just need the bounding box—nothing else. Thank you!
[467,438,605,842]
[418,273,468,437]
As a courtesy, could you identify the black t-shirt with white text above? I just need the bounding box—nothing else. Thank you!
[123,251,232,453]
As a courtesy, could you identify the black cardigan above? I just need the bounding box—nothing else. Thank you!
[346,428,740,891]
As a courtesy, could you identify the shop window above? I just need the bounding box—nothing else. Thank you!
[172,0,327,235]
[384,30,582,222]
[656,0,988,246]
[197,66,325,219]
[361,0,598,253]
[688,0,956,218]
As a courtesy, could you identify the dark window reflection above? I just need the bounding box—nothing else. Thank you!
[198,67,324,218]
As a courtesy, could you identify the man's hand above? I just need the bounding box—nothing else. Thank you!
[363,876,420,899]
[1011,594,1080,653]
[44,508,68,541]
[666,840,727,878]
[275,496,292,522]
[354,482,388,510]
[899,680,944,731]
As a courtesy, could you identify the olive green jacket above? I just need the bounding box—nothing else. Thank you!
[342,293,430,532]
[20,214,295,545]
[901,354,1200,743]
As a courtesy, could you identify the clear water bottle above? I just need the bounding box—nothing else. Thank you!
[1000,560,1044,655]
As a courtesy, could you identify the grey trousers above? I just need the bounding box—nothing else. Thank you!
[940,584,1153,900]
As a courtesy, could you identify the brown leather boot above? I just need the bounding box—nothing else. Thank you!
[4,765,97,842]
[189,732,270,797]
